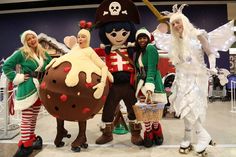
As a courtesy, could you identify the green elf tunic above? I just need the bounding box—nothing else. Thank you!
[3,50,52,110]
[135,44,167,104]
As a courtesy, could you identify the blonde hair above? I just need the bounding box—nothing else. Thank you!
[19,34,48,60]
[169,13,198,65]
[78,29,91,48]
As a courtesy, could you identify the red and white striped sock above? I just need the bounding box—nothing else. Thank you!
[20,99,41,143]
[144,121,152,132]
[30,104,41,136]
[21,107,34,143]
[152,121,159,130]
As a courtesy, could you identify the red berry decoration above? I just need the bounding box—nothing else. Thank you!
[60,94,68,102]
[64,66,71,73]
[85,82,94,88]
[86,22,93,29]
[79,20,86,28]
[82,107,91,114]
[102,95,106,102]
[40,81,46,89]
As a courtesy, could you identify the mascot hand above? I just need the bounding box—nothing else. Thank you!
[93,82,105,99]
[146,90,152,104]
[127,42,135,47]
[64,36,77,49]
[218,74,228,86]
[100,43,105,49]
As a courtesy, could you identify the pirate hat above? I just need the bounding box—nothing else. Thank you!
[95,0,140,27]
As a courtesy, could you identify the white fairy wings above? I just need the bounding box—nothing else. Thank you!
[208,20,236,54]
[153,20,236,56]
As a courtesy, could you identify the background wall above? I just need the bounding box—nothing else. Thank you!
[0,4,229,69]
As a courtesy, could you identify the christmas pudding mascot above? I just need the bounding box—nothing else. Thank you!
[94,0,143,146]
[39,23,113,152]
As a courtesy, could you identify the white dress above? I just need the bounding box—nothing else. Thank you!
[168,38,209,124]
[153,20,236,124]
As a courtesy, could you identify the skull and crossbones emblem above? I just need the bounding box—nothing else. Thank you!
[103,1,128,16]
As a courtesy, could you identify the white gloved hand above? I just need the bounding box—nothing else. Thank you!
[208,53,217,75]
[218,74,228,86]
[209,68,217,75]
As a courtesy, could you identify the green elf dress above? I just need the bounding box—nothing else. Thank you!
[3,50,52,110]
[135,44,167,104]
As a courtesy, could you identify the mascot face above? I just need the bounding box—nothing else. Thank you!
[105,28,130,46]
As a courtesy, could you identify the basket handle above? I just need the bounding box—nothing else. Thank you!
[145,91,153,104]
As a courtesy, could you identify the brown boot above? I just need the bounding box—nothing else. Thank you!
[95,123,113,144]
[129,122,143,146]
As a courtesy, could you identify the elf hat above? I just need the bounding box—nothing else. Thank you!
[135,28,151,40]
[21,30,37,44]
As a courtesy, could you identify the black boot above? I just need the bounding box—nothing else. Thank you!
[13,144,33,157]
[143,130,154,148]
[71,121,88,152]
[32,136,43,150]
[152,124,164,145]
[54,118,71,147]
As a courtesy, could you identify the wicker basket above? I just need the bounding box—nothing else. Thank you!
[133,102,165,122]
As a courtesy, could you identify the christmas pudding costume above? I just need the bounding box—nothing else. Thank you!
[3,30,52,157]
[40,28,113,152]
[94,0,143,145]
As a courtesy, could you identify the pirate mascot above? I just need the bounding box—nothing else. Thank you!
[94,0,143,146]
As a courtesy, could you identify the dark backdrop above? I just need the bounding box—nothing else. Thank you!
[0,4,228,69]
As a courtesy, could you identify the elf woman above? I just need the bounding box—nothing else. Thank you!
[3,30,52,157]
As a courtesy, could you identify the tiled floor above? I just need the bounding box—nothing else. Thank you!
[1,101,236,157]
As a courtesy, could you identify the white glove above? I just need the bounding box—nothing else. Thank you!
[208,53,217,75]
[13,73,25,85]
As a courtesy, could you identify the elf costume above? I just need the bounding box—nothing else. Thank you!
[135,28,167,147]
[3,30,51,157]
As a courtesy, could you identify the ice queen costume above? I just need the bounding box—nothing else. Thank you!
[153,4,236,153]
[153,7,236,125]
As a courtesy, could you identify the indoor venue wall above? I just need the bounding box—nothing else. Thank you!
[0,4,228,69]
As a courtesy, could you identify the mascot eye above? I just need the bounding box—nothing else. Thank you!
[122,32,128,36]
[111,32,117,37]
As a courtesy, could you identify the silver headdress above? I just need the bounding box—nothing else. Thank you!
[161,4,188,23]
